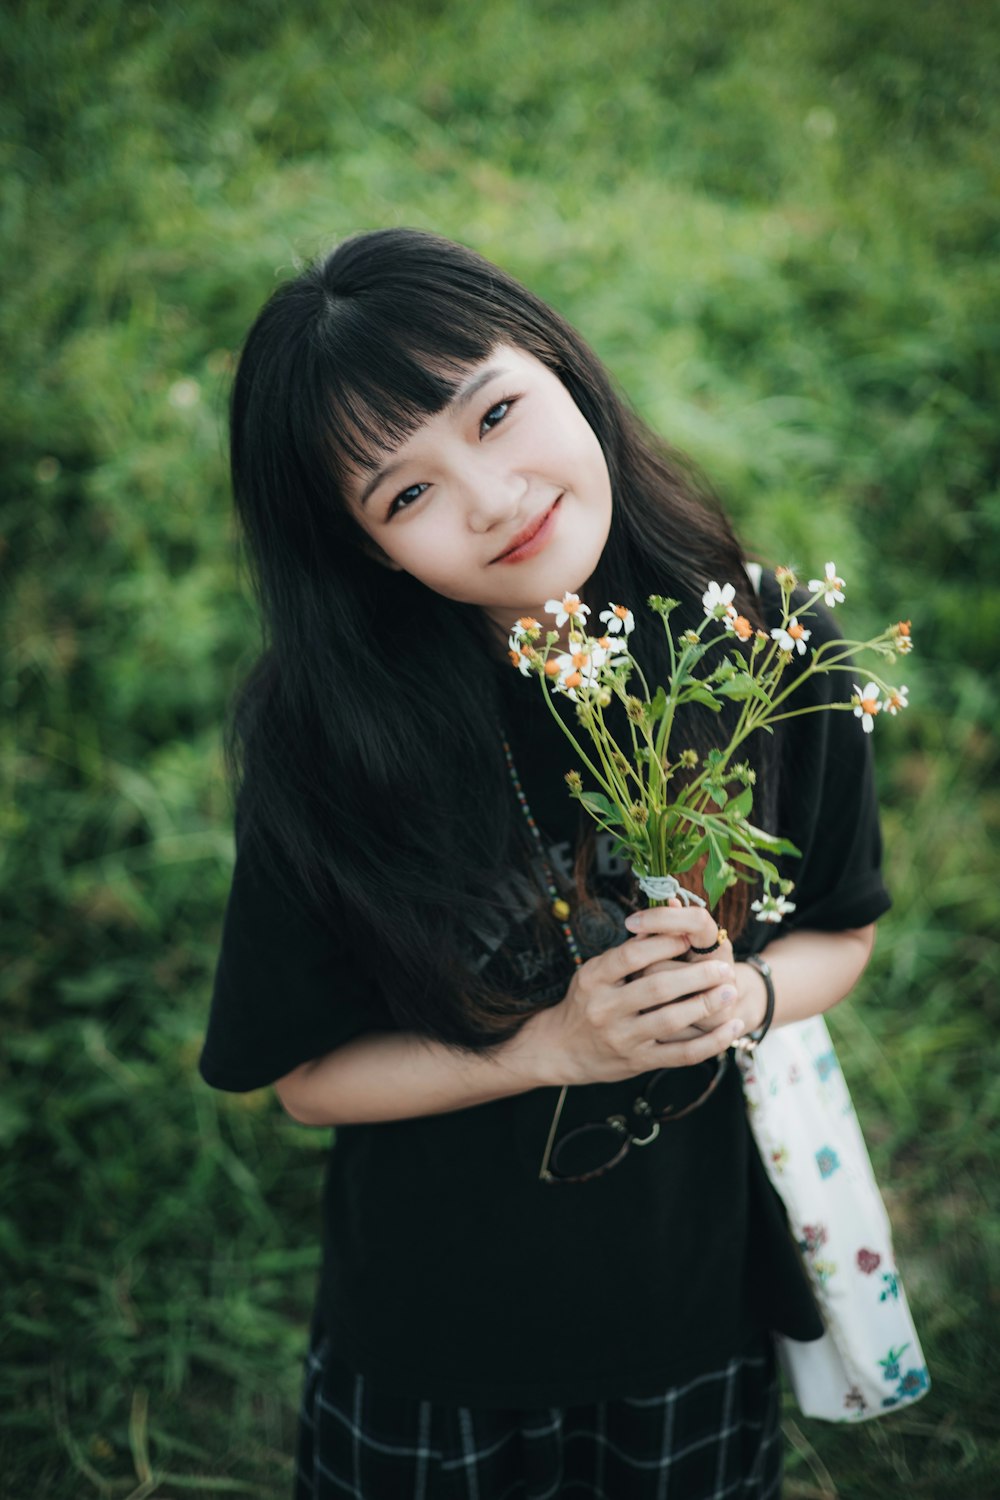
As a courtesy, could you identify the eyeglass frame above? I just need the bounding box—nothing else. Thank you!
[538,1051,730,1184]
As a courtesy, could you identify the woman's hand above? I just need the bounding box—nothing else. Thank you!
[627,904,769,1042]
[528,904,747,1088]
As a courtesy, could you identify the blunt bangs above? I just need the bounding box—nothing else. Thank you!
[300,247,540,493]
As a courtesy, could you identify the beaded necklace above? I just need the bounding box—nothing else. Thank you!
[501,732,583,1177]
[501,736,583,970]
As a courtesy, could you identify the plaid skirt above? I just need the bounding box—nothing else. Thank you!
[293,1327,783,1500]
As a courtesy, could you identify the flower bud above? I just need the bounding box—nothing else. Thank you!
[565,770,583,792]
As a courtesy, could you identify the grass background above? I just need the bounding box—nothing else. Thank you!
[3,0,999,1494]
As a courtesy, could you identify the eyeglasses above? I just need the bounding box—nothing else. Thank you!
[538,1054,729,1184]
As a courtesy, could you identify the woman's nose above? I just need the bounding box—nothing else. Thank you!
[464,468,528,532]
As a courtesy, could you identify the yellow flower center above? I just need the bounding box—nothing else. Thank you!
[614,605,628,619]
[789,622,804,639]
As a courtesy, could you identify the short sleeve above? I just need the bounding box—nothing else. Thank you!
[768,590,892,936]
[198,815,394,1093]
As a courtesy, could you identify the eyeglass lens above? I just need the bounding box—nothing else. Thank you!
[548,1058,726,1181]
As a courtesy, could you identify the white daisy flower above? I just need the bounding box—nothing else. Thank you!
[852,682,881,733]
[544,593,591,627]
[724,612,754,642]
[550,641,608,699]
[751,893,797,924]
[771,618,812,655]
[508,615,542,642]
[506,635,537,677]
[808,562,846,608]
[884,685,909,716]
[599,603,635,635]
[894,620,914,654]
[701,581,736,619]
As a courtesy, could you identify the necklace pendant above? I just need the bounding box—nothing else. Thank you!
[551,897,571,921]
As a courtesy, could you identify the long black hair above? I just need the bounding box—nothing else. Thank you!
[227,228,771,1051]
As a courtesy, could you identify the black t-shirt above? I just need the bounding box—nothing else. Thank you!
[199,574,890,1406]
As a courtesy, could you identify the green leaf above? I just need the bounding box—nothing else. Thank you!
[703,837,733,906]
[738,820,801,858]
[647,685,668,724]
[716,675,770,704]
[727,785,754,819]
[579,792,624,826]
[671,840,709,875]
[729,849,779,883]
[680,684,723,711]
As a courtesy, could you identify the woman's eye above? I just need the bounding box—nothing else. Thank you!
[388,482,429,518]
[480,396,517,436]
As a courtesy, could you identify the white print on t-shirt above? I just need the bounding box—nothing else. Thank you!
[461,830,632,983]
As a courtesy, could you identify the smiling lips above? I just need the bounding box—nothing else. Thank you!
[491,496,562,564]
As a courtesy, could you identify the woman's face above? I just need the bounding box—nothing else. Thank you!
[341,344,613,639]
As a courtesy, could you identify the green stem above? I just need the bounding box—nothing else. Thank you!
[535,677,615,795]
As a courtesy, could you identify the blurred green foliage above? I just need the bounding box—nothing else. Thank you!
[2,0,999,1494]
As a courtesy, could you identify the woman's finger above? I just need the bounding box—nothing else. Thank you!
[602,930,699,984]
[623,904,720,953]
[628,972,739,1041]
[628,961,736,1017]
[685,932,735,971]
[646,1015,743,1066]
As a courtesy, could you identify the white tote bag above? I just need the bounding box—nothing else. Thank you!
[737,1016,931,1422]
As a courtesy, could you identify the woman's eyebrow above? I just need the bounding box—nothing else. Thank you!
[357,365,508,508]
[451,363,506,411]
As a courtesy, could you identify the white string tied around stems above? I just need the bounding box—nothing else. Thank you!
[632,872,707,907]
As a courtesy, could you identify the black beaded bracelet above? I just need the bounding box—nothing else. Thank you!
[735,953,775,1053]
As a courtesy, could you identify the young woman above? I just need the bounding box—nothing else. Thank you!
[199,228,890,1499]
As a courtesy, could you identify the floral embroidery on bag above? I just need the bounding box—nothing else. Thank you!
[844,1387,868,1414]
[815,1146,840,1179]
[879,1344,910,1382]
[770,1146,788,1174]
[896,1367,929,1398]
[879,1271,901,1302]
[797,1225,836,1283]
[800,1224,828,1255]
[856,1248,881,1274]
[814,1050,839,1082]
[881,1365,929,1408]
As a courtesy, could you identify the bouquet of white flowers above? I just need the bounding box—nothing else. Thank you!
[508,564,912,917]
